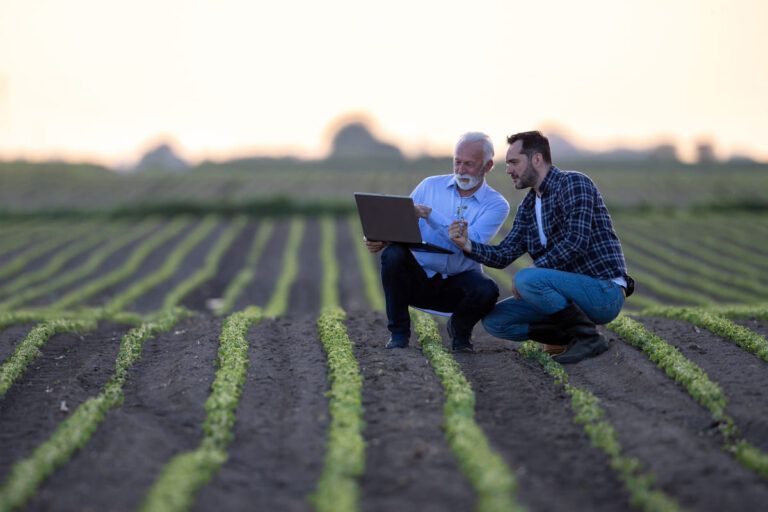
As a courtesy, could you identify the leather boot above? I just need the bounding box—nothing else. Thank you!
[527,323,570,355]
[528,323,570,344]
[549,304,609,364]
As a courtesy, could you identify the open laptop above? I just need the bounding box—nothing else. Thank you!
[354,192,454,254]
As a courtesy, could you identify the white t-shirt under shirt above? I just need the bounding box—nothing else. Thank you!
[535,195,626,289]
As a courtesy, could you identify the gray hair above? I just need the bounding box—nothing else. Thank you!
[455,132,494,164]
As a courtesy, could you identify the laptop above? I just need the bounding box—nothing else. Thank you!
[354,192,454,254]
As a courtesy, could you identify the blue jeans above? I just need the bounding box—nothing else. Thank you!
[482,267,625,342]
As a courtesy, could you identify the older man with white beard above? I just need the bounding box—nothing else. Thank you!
[365,132,510,352]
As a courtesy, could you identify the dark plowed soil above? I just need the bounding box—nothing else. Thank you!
[182,221,258,312]
[563,323,768,511]
[734,318,768,339]
[336,218,368,312]
[0,322,127,481]
[0,324,33,363]
[289,218,321,317]
[24,221,167,308]
[193,317,330,512]
[81,220,200,308]
[3,216,768,511]
[346,312,475,512]
[0,238,79,288]
[454,330,630,512]
[26,315,220,512]
[635,316,768,453]
[131,220,229,313]
[233,219,290,310]
[0,237,104,294]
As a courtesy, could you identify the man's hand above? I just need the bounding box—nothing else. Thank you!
[364,238,388,253]
[449,220,471,252]
[414,204,432,219]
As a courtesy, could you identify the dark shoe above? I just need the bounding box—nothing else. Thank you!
[448,319,474,353]
[452,341,475,353]
[385,337,409,349]
[552,336,608,364]
[549,304,609,364]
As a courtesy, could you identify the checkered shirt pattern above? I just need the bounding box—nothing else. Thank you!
[468,166,628,280]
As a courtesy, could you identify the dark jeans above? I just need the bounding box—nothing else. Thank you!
[380,244,499,340]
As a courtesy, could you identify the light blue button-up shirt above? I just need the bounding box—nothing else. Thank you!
[410,174,510,278]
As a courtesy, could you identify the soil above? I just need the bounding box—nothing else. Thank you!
[25,315,222,512]
[24,221,167,308]
[0,324,33,363]
[131,220,229,313]
[0,322,128,481]
[2,217,768,511]
[347,312,475,512]
[81,219,200,309]
[193,317,330,512]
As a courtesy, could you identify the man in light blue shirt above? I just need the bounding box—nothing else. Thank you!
[365,132,510,351]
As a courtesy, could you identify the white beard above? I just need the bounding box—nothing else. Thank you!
[454,173,483,191]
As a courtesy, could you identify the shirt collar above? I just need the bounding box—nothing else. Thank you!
[537,165,560,197]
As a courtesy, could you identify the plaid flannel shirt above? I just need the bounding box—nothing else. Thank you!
[468,166,628,280]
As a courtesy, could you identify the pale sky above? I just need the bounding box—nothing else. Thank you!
[1,0,766,165]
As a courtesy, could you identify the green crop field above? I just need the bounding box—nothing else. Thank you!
[1,161,767,511]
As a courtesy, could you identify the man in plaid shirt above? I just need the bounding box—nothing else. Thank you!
[448,131,632,364]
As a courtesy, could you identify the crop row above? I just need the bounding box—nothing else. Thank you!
[607,315,768,479]
[518,340,680,512]
[0,215,315,510]
[0,222,97,281]
[140,306,263,512]
[0,308,188,511]
[214,220,274,315]
[45,219,190,311]
[0,220,160,310]
[3,213,768,317]
[640,306,768,363]
[102,216,219,314]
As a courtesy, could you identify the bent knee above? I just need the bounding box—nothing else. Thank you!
[474,278,500,304]
[381,244,409,266]
[513,267,537,291]
[481,312,528,341]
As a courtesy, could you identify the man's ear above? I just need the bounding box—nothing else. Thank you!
[483,160,494,173]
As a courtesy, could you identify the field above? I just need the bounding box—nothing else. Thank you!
[1,163,768,512]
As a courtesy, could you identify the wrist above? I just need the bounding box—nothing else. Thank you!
[463,239,472,253]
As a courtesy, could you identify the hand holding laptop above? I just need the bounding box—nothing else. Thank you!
[414,204,432,219]
[365,238,387,253]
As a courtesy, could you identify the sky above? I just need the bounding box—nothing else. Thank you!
[1,0,767,166]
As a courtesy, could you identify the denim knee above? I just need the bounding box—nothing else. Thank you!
[481,313,505,338]
[513,267,538,296]
[481,311,528,341]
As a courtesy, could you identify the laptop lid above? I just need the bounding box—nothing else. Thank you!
[354,193,454,254]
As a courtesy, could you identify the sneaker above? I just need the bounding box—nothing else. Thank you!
[385,337,409,349]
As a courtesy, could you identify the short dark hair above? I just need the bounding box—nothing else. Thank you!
[507,131,552,164]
